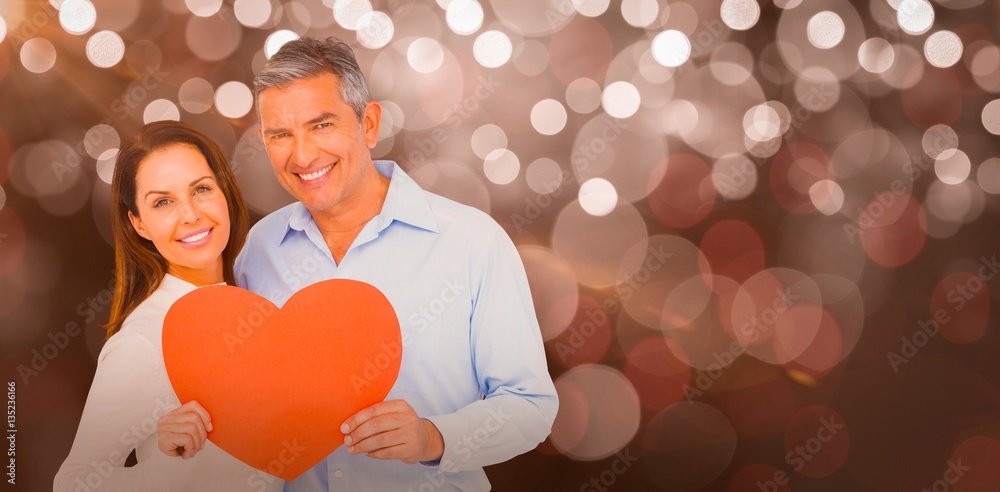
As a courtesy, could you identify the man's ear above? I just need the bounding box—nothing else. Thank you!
[362,100,382,150]
[128,210,152,241]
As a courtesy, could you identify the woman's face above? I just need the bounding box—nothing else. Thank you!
[128,144,231,285]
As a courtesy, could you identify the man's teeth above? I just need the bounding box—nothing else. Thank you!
[180,230,209,243]
[299,165,332,181]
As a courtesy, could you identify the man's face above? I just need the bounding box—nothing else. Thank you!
[258,73,381,215]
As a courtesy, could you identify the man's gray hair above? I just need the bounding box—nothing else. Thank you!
[253,36,371,121]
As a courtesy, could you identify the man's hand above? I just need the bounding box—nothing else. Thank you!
[341,399,444,464]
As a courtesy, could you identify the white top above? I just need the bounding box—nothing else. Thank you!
[54,274,283,492]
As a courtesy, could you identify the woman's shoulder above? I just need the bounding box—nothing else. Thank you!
[118,274,199,340]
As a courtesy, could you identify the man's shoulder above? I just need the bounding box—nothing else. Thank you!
[422,190,503,237]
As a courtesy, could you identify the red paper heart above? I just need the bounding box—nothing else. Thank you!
[162,279,401,480]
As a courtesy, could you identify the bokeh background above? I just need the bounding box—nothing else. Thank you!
[2,0,1000,490]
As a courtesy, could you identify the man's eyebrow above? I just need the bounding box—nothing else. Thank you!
[262,112,338,136]
[144,176,215,198]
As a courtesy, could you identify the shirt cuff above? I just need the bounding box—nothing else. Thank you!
[422,413,466,474]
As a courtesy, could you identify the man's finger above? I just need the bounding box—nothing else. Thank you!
[341,400,403,434]
[348,428,406,455]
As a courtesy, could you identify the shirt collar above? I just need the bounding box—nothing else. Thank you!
[283,160,439,241]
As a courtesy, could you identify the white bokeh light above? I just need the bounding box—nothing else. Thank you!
[96,149,118,185]
[897,0,934,35]
[234,0,271,28]
[859,38,895,73]
[0,15,8,45]
[20,38,57,74]
[924,31,963,68]
[215,82,253,119]
[334,0,373,30]
[59,0,96,35]
[809,179,844,215]
[407,38,444,73]
[473,30,512,68]
[601,81,641,119]
[579,178,618,216]
[144,99,181,124]
[652,30,691,67]
[86,31,125,68]
[356,11,394,49]
[483,149,520,185]
[530,99,568,136]
[807,11,845,49]
[185,0,223,17]
[621,0,659,28]
[720,0,761,31]
[446,0,484,35]
[935,149,971,185]
[265,30,299,59]
[573,0,610,17]
[983,99,1000,135]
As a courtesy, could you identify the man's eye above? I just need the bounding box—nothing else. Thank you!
[271,133,289,141]
[316,122,332,129]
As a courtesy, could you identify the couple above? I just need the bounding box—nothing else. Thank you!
[54,37,557,491]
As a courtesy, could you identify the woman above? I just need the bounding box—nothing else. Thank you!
[54,121,283,491]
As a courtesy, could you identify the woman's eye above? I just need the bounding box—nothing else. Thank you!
[195,185,212,194]
[153,198,169,208]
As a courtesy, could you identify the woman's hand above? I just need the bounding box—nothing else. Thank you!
[157,400,213,459]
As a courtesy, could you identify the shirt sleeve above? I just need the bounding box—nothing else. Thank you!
[424,229,559,473]
[53,323,198,492]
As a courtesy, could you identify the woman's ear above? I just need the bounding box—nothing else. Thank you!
[128,210,152,241]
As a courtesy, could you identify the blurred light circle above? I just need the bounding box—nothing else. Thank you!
[518,245,579,340]
[977,158,1000,194]
[552,200,647,288]
[124,39,163,74]
[982,99,1000,134]
[186,11,242,62]
[86,31,125,68]
[601,81,641,118]
[743,104,781,142]
[806,11,845,49]
[647,154,716,228]
[949,436,1000,491]
[573,0,610,17]
[621,0,659,28]
[215,81,253,119]
[333,0,373,30]
[774,0,802,8]
[470,124,507,159]
[652,30,690,67]
[407,38,444,73]
[925,179,973,223]
[924,30,963,68]
[712,154,758,201]
[700,220,764,284]
[858,193,927,268]
[446,0,484,35]
[617,234,711,330]
[858,38,895,73]
[490,0,573,37]
[720,0,760,31]
[59,0,96,35]
[641,402,738,491]
[265,30,300,59]
[897,0,934,35]
[512,39,549,76]
[83,124,120,159]
[578,178,617,216]
[179,78,215,114]
[808,179,844,215]
[0,186,5,213]
[623,336,691,411]
[96,148,118,185]
[934,149,971,184]
[566,78,602,113]
[0,17,6,45]
[15,141,81,197]
[143,99,180,124]
[922,124,958,159]
[356,11,393,49]
[483,148,520,185]
[186,0,223,17]
[530,99,567,135]
[551,365,641,461]
[473,30,512,68]
[20,38,57,73]
[234,0,271,28]
[526,158,564,194]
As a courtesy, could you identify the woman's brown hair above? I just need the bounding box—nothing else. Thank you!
[104,120,249,339]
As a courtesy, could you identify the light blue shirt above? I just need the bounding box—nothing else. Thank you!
[234,161,558,492]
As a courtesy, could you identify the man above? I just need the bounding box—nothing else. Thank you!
[234,36,558,491]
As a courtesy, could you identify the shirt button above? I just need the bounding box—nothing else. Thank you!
[334,469,343,478]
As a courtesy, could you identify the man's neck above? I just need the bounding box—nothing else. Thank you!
[311,165,391,238]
